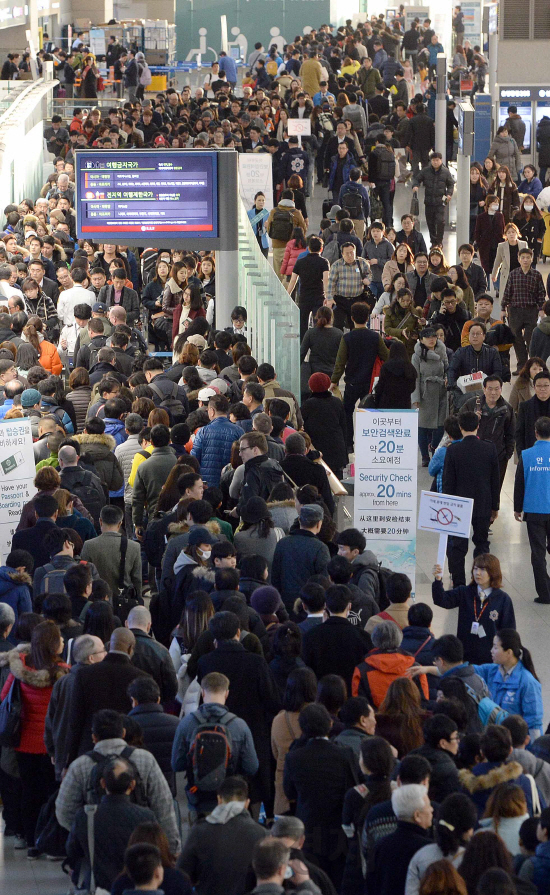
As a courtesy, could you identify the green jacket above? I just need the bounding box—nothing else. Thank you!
[357,66,382,98]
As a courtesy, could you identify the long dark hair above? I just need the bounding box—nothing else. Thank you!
[436,793,477,856]
[183,285,203,312]
[357,736,395,826]
[82,601,116,642]
[459,831,513,895]
[173,590,214,650]
[496,629,539,680]
[291,227,307,249]
[517,195,543,220]
[283,666,317,711]
[449,265,470,291]
[126,821,176,869]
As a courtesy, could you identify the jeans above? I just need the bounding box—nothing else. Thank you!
[526,516,550,602]
[418,425,444,461]
[508,304,539,370]
[447,515,491,586]
[369,280,385,299]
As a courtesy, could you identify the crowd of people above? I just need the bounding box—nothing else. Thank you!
[0,12,550,895]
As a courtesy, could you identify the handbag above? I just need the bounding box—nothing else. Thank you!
[0,676,21,748]
[410,193,420,217]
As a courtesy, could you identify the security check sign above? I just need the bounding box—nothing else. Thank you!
[418,491,474,538]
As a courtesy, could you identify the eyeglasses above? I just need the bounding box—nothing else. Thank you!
[449,734,460,743]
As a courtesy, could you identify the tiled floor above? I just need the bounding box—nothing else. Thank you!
[2,168,550,893]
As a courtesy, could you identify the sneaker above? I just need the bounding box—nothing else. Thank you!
[46,854,64,862]
[14,835,27,849]
[422,458,430,467]
[534,597,550,604]
[27,847,41,860]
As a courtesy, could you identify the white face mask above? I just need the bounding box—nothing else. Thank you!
[488,207,498,215]
[524,204,534,212]
[199,549,211,560]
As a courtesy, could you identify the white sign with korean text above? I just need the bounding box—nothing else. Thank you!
[238,152,273,211]
[354,409,418,593]
[0,419,36,564]
[418,491,474,539]
[287,119,311,136]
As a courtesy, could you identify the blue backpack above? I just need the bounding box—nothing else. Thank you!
[464,682,510,728]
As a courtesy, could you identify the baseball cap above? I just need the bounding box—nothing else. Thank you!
[188,526,219,546]
[92,302,107,313]
[198,387,216,401]
[328,205,341,220]
[186,333,207,349]
[21,388,41,408]
[209,378,229,395]
[299,504,324,526]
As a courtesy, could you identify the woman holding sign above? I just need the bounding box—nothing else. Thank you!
[432,554,516,664]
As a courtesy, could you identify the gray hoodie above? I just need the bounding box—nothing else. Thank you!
[508,747,550,804]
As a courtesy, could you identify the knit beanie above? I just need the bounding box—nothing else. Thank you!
[308,372,331,393]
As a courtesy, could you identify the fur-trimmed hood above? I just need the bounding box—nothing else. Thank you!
[0,567,32,591]
[267,499,295,509]
[75,432,117,451]
[459,761,524,794]
[0,645,67,688]
[167,519,221,538]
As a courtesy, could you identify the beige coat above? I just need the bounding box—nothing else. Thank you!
[365,600,412,635]
[271,709,302,814]
[382,259,414,290]
[491,239,528,298]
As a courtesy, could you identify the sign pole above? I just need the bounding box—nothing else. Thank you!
[456,102,474,257]
[435,54,447,159]
[437,533,448,570]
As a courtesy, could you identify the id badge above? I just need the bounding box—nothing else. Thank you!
[477,625,486,638]
[471,622,479,635]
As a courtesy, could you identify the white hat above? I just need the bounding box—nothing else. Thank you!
[209,378,229,395]
[198,387,216,401]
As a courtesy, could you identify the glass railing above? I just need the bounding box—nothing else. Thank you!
[237,199,300,398]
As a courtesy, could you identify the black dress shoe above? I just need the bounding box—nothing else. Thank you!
[534,597,550,604]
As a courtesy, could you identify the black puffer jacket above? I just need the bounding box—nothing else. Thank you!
[462,394,515,462]
[412,163,455,205]
[127,702,180,794]
[447,344,503,389]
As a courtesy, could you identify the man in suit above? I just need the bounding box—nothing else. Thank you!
[283,703,359,888]
[11,493,59,569]
[302,585,372,692]
[443,410,500,586]
[196,611,281,812]
[98,269,140,325]
[62,627,149,764]
[28,259,59,303]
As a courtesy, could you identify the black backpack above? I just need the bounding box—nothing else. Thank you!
[342,189,363,219]
[67,470,106,527]
[375,147,396,181]
[85,746,147,806]
[187,707,237,794]
[149,382,186,423]
[268,207,294,242]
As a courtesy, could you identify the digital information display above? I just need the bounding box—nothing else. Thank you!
[75,150,219,240]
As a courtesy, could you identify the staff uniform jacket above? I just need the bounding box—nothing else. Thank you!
[56,735,180,852]
[473,660,543,734]
[432,579,516,664]
[97,283,139,325]
[191,415,244,487]
[461,394,515,463]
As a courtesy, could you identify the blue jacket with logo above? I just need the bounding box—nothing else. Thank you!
[514,443,550,516]
[103,417,127,497]
[473,660,543,734]
[191,416,244,487]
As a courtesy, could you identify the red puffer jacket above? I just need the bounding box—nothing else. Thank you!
[280,239,305,277]
[0,647,68,753]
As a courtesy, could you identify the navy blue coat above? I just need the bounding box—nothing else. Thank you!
[191,416,244,487]
[128,702,180,794]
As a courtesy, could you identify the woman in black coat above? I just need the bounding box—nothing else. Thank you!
[374,340,417,409]
[301,372,348,479]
